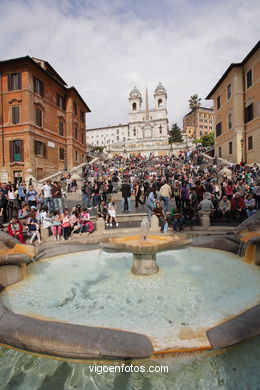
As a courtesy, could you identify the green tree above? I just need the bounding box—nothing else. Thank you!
[188,94,201,140]
[201,132,214,147]
[189,94,201,111]
[168,123,183,144]
[195,132,214,147]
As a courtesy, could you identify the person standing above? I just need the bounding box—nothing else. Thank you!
[51,181,63,213]
[134,180,144,209]
[121,179,132,213]
[26,185,38,210]
[41,180,53,212]
[7,184,19,220]
[159,181,172,212]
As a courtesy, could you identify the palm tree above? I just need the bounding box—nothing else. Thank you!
[189,94,201,141]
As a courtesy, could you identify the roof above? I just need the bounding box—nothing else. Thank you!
[155,82,166,92]
[0,55,91,112]
[0,55,67,86]
[184,106,213,118]
[130,86,141,96]
[206,40,260,99]
[67,87,91,112]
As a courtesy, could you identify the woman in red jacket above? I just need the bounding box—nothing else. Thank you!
[7,217,25,243]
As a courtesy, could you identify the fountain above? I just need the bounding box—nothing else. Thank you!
[0,214,260,389]
[102,218,191,275]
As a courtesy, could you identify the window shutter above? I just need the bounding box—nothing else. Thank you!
[8,74,12,91]
[34,140,37,154]
[9,141,14,162]
[33,76,36,93]
[17,73,21,89]
[40,81,44,97]
[12,106,19,124]
[20,140,24,161]
[43,143,47,157]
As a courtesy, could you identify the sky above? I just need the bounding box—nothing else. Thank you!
[0,0,259,129]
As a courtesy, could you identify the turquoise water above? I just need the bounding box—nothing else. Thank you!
[2,248,260,350]
[0,335,260,390]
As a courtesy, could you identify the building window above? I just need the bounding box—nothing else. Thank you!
[12,106,20,124]
[228,113,232,130]
[246,69,252,89]
[132,102,137,111]
[228,142,232,154]
[9,140,23,162]
[204,125,208,129]
[133,127,136,137]
[218,147,222,158]
[200,131,202,136]
[80,110,85,122]
[216,122,222,137]
[248,136,253,150]
[158,99,162,108]
[117,136,119,141]
[75,150,78,161]
[245,103,254,123]
[34,140,46,157]
[8,73,21,91]
[56,94,66,110]
[227,84,231,100]
[117,129,119,134]
[59,148,65,160]
[217,96,221,109]
[73,102,77,115]
[159,125,162,135]
[59,119,64,136]
[33,76,44,97]
[199,125,203,128]
[81,133,84,144]
[74,125,78,139]
[35,108,42,127]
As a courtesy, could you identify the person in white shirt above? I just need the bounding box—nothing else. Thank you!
[41,180,53,212]
[7,184,19,220]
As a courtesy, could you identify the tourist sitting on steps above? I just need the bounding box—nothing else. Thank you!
[153,201,167,233]
[170,205,184,232]
[198,193,215,223]
[107,201,118,227]
[7,217,25,243]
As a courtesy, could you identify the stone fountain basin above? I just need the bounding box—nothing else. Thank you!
[101,234,191,255]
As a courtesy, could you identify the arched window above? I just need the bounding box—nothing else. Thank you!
[158,99,162,108]
[133,127,136,137]
[132,102,137,111]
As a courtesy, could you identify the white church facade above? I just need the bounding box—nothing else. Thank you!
[87,83,181,156]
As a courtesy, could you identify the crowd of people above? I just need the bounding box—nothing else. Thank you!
[1,147,260,243]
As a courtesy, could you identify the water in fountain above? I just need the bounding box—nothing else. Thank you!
[2,248,260,352]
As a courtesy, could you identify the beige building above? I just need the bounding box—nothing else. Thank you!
[206,40,260,164]
[183,107,214,140]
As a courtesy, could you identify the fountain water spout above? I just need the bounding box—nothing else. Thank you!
[140,217,150,242]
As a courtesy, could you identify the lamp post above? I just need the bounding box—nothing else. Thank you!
[240,138,244,163]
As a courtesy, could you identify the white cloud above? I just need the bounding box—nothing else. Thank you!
[0,0,259,129]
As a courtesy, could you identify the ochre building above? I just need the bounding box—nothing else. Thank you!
[206,41,260,164]
[183,107,214,140]
[0,56,90,183]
